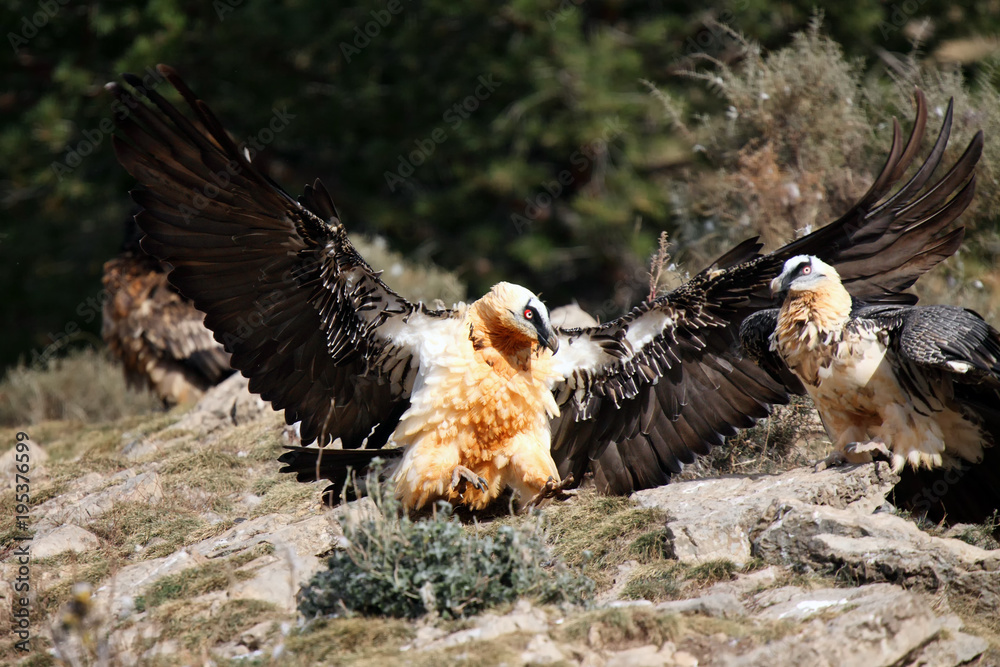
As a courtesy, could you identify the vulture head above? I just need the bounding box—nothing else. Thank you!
[476,282,559,355]
[771,255,843,299]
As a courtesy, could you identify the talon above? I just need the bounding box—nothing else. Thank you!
[525,473,576,509]
[450,465,487,496]
[848,439,892,462]
[816,439,891,472]
[815,450,846,472]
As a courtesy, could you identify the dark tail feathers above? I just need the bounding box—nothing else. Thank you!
[277,446,403,504]
[891,443,1000,535]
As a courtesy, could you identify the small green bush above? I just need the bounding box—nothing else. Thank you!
[298,477,593,619]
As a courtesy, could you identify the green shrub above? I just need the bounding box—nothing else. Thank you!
[298,477,593,619]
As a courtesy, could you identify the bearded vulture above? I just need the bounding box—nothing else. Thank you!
[741,256,1000,524]
[107,65,982,510]
[102,217,233,405]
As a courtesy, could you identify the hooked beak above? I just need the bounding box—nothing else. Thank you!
[537,326,559,354]
[770,273,789,298]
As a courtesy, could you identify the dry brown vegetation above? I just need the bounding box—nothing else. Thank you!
[0,348,162,427]
[653,20,1000,335]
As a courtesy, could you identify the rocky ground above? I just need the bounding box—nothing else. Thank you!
[1,375,998,666]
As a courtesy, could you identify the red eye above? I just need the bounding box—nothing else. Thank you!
[802,266,812,275]
[524,309,533,319]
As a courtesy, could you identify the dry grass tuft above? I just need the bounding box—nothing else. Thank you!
[138,543,274,611]
[284,616,415,664]
[681,396,822,479]
[88,499,206,561]
[0,347,162,426]
[622,564,683,601]
[949,511,1000,550]
[153,597,281,650]
[529,489,668,591]
[557,607,682,649]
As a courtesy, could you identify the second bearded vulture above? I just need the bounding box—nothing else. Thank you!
[741,256,1000,525]
[108,66,982,510]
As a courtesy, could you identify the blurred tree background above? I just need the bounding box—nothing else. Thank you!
[3,0,1000,374]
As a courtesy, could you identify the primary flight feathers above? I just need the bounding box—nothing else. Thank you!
[109,65,981,508]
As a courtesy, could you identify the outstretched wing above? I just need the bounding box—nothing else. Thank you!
[109,65,458,448]
[551,91,983,494]
[551,249,790,492]
[778,92,982,303]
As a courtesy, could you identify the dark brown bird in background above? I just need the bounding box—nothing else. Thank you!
[102,217,233,406]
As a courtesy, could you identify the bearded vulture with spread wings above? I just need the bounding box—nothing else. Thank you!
[742,255,1000,525]
[108,65,982,510]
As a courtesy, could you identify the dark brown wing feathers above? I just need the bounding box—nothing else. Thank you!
[856,305,1000,526]
[110,68,981,502]
[110,65,432,449]
[554,256,791,493]
[775,92,982,302]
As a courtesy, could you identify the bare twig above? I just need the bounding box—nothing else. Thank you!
[647,231,672,302]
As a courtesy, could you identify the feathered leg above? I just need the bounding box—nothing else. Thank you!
[503,434,572,509]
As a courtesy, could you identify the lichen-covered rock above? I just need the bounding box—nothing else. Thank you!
[753,499,1000,614]
[722,584,987,667]
[33,470,163,535]
[631,463,897,566]
[32,524,100,558]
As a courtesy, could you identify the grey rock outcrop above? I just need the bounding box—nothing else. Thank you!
[32,524,101,558]
[754,499,1000,614]
[632,463,897,566]
[172,373,271,434]
[723,583,987,667]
